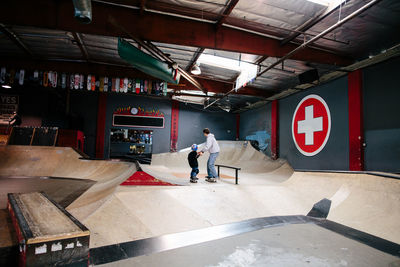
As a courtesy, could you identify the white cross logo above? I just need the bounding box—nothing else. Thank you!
[297,105,323,145]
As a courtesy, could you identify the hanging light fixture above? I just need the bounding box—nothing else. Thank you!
[190,64,201,75]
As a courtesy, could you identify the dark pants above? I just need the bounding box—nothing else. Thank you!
[190,167,199,178]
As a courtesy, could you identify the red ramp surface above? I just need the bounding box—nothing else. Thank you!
[121,171,177,186]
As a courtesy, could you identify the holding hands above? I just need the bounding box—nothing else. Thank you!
[197,151,203,156]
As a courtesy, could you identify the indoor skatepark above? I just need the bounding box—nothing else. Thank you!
[1,143,400,265]
[1,0,400,266]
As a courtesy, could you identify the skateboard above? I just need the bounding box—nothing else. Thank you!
[99,77,104,92]
[43,71,48,87]
[123,77,128,93]
[144,80,148,93]
[19,69,25,85]
[0,67,5,84]
[115,78,120,92]
[135,79,140,94]
[148,80,152,94]
[206,178,217,183]
[61,73,66,89]
[140,79,144,93]
[103,77,108,92]
[74,74,79,90]
[111,78,115,92]
[190,178,198,183]
[52,72,58,88]
[119,78,124,92]
[33,70,39,82]
[91,75,96,91]
[108,77,112,92]
[127,79,133,92]
[163,82,168,96]
[104,77,109,92]
[87,75,91,90]
[79,74,84,90]
[48,71,53,87]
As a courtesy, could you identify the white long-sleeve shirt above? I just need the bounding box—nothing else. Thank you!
[201,133,220,153]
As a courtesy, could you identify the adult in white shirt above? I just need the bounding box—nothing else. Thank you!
[198,128,220,179]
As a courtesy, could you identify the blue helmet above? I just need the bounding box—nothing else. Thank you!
[191,144,198,151]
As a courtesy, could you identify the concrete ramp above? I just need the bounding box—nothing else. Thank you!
[0,145,137,220]
[79,141,400,248]
[146,141,292,185]
[1,143,399,251]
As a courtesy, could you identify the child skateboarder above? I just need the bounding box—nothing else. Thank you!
[188,144,200,183]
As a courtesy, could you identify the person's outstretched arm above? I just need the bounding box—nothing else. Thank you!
[201,136,212,153]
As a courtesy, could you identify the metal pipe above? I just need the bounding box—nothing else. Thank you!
[258,0,381,77]
[205,0,381,109]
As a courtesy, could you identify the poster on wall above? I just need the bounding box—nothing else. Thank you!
[0,94,19,117]
[0,94,19,126]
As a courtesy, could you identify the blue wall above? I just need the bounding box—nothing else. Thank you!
[177,103,236,150]
[103,95,236,157]
[278,76,349,170]
[363,57,400,172]
[239,103,271,156]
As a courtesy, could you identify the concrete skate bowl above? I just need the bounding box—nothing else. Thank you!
[144,141,293,185]
[0,145,136,215]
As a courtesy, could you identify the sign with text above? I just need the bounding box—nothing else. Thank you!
[0,94,19,115]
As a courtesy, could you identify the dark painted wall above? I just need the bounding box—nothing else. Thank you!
[104,94,172,157]
[239,103,271,156]
[363,57,400,172]
[68,91,98,158]
[177,103,236,150]
[0,87,98,157]
[279,76,349,170]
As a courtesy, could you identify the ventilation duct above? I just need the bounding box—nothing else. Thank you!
[72,0,92,24]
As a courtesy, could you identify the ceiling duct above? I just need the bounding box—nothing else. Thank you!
[72,0,92,24]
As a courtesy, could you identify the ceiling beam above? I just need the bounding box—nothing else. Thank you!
[0,23,34,57]
[71,32,89,61]
[215,0,240,30]
[1,0,353,66]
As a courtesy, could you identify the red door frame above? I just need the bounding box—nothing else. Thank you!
[348,69,364,171]
[95,92,107,158]
[271,100,279,160]
[170,100,179,152]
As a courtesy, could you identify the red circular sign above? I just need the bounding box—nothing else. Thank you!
[292,94,331,156]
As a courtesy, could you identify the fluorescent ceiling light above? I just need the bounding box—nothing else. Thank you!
[197,54,258,90]
[197,54,242,71]
[2,85,11,89]
[306,0,331,6]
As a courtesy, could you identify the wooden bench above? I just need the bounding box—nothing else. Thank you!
[215,164,241,185]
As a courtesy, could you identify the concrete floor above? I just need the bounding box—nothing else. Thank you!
[100,223,400,267]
